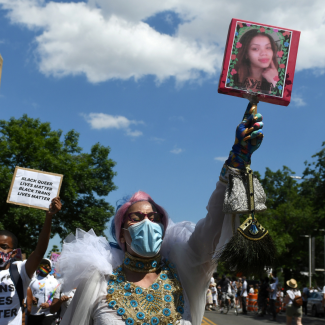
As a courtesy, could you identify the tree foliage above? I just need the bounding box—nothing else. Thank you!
[254,142,325,285]
[47,245,60,258]
[0,115,117,255]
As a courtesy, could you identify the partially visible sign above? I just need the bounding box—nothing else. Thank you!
[50,252,61,274]
[0,54,3,87]
[7,166,63,211]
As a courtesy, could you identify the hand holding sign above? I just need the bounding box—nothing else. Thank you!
[226,102,264,169]
[7,167,63,211]
[48,197,62,215]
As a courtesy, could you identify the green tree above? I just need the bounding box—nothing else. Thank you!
[301,141,325,223]
[47,244,60,258]
[0,115,117,255]
[256,164,324,285]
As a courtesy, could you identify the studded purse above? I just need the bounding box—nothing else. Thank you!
[223,165,267,214]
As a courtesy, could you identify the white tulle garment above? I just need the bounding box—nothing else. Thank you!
[58,181,239,325]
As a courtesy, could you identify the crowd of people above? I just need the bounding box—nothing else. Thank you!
[205,271,325,325]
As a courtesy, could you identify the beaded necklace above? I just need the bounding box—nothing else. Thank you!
[106,259,184,325]
[123,252,161,273]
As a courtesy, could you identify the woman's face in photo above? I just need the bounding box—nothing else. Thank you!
[247,35,273,69]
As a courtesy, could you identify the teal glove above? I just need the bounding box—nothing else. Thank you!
[226,102,264,169]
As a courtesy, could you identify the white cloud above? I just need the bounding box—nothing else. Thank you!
[0,0,217,83]
[170,146,184,154]
[292,96,306,107]
[165,14,174,26]
[83,113,143,137]
[151,137,165,143]
[214,156,227,162]
[1,0,325,83]
[126,129,143,137]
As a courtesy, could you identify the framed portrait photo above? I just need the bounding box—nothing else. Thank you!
[218,19,300,106]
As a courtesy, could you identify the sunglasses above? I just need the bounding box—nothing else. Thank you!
[39,263,50,268]
[126,211,162,223]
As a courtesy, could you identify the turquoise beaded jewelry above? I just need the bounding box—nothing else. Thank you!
[123,252,162,273]
[106,259,184,325]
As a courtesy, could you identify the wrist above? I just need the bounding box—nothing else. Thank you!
[45,211,54,218]
[219,163,242,184]
[226,151,251,170]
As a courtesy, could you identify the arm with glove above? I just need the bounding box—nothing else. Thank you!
[219,98,275,274]
[187,99,265,262]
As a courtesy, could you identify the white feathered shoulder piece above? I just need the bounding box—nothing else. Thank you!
[56,220,196,293]
[56,228,124,292]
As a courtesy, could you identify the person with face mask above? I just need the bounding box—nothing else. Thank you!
[0,197,61,325]
[27,259,59,325]
[57,100,264,325]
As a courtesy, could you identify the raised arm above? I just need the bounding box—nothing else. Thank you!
[187,99,264,263]
[25,197,62,278]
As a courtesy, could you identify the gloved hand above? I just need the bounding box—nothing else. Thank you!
[226,102,264,169]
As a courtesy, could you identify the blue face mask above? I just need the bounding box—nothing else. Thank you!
[125,219,164,258]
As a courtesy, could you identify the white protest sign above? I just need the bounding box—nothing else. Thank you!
[7,166,63,211]
[0,54,3,87]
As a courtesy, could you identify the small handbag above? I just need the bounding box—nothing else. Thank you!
[218,164,275,274]
[223,166,267,214]
[293,296,303,307]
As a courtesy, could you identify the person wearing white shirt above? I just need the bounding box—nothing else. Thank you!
[209,277,217,310]
[240,277,247,315]
[0,198,61,325]
[27,258,59,325]
[277,287,284,313]
[268,278,277,321]
[284,279,302,325]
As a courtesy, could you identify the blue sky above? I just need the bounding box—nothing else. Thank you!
[0,0,324,253]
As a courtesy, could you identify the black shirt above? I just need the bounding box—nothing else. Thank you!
[217,279,230,293]
[259,283,270,298]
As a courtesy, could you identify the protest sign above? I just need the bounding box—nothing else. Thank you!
[50,252,61,274]
[218,19,300,106]
[7,166,63,211]
[0,54,3,87]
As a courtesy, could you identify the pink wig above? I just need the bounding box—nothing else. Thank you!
[114,191,169,251]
